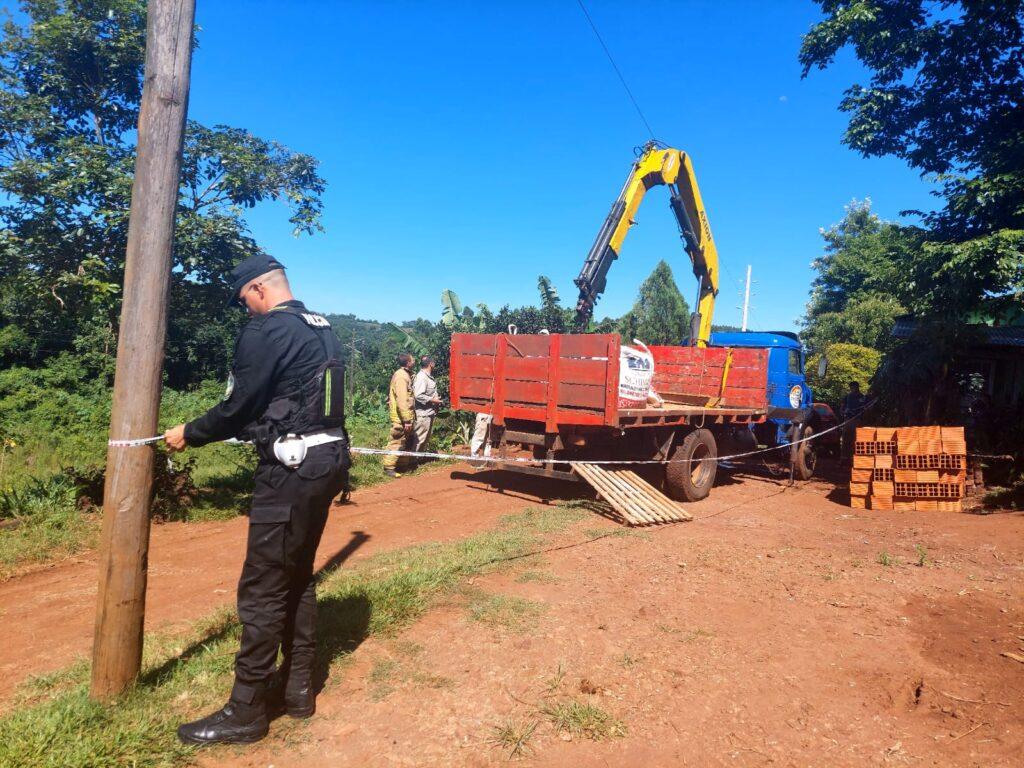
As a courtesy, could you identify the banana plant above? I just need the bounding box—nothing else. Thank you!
[537,275,561,310]
[384,322,429,356]
[440,289,464,327]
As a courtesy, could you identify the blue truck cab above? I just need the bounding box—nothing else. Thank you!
[709,331,814,448]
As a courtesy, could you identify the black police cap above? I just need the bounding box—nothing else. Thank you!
[227,254,286,306]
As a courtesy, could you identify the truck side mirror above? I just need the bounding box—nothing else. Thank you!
[817,356,828,378]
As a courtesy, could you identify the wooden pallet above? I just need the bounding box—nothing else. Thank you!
[573,464,692,526]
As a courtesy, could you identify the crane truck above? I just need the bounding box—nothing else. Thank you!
[449,142,819,505]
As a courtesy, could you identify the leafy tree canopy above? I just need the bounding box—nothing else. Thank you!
[807,342,882,409]
[801,1,1024,321]
[619,260,691,345]
[802,200,915,353]
[0,0,326,386]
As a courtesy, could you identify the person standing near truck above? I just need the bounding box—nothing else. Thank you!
[413,355,442,454]
[165,254,349,745]
[384,352,416,477]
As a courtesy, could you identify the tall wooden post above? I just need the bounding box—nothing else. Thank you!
[91,0,195,700]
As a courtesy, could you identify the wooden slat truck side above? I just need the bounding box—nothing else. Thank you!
[450,332,772,502]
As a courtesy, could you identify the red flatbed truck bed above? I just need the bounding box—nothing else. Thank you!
[449,333,771,502]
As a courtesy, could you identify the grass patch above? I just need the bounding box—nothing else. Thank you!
[365,648,451,703]
[544,662,567,694]
[515,568,558,584]
[464,589,546,633]
[0,505,585,767]
[877,551,896,567]
[982,481,1024,511]
[489,718,538,758]
[914,544,929,567]
[0,474,99,578]
[367,658,400,701]
[542,699,626,740]
[618,653,639,668]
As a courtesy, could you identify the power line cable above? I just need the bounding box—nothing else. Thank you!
[574,0,656,139]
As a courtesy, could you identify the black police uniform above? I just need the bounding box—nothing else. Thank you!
[178,285,349,744]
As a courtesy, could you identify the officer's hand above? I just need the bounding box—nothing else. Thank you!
[431,396,442,404]
[403,422,414,435]
[164,424,188,452]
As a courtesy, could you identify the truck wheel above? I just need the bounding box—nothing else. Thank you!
[794,425,816,480]
[665,429,717,502]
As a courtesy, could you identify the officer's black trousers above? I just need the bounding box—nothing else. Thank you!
[230,442,349,705]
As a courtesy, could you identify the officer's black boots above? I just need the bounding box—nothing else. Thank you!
[268,667,317,718]
[176,699,269,745]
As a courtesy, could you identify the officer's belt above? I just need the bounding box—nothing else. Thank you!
[273,427,347,468]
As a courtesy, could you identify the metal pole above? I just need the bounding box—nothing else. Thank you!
[90,0,195,700]
[741,264,751,332]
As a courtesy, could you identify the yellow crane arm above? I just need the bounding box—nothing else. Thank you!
[573,142,719,346]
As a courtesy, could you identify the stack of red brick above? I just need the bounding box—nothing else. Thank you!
[849,426,967,512]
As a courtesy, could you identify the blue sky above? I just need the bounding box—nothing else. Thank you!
[187,0,938,332]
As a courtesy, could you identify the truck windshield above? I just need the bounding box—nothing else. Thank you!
[788,349,802,375]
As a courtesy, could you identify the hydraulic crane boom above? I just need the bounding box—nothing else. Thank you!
[573,141,719,346]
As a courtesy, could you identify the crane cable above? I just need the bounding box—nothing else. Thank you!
[574,0,656,139]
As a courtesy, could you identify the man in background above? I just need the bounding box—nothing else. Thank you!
[383,352,416,477]
[413,355,442,455]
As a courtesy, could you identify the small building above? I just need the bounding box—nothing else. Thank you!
[892,316,1024,410]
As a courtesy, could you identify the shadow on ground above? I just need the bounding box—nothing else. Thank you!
[138,532,373,717]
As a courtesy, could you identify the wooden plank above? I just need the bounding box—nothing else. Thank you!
[575,464,654,525]
[458,354,496,378]
[596,472,658,524]
[557,357,609,385]
[503,335,549,357]
[502,405,606,426]
[653,368,767,388]
[504,356,548,381]
[492,335,508,426]
[560,334,614,358]
[573,464,692,526]
[604,335,620,426]
[613,470,691,521]
[545,334,560,433]
[449,334,461,409]
[456,333,501,354]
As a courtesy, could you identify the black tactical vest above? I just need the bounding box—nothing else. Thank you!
[244,306,346,453]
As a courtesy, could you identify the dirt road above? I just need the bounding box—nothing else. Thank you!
[206,466,1021,768]
[0,465,575,703]
[3,462,1022,766]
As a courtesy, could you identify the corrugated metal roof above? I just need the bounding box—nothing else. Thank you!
[892,316,1024,347]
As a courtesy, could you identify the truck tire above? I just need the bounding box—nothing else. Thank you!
[665,429,717,502]
[794,425,816,480]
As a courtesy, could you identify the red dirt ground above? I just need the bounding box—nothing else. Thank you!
[3,462,1023,766]
[0,465,575,704]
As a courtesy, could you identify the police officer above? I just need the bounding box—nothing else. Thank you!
[165,254,350,745]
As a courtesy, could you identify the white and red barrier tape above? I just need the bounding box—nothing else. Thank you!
[106,407,873,466]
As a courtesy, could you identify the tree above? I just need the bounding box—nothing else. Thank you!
[0,1,326,386]
[536,275,561,310]
[619,260,691,345]
[800,1,1024,321]
[802,200,917,354]
[806,342,882,409]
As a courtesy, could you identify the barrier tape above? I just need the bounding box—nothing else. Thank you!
[106,402,873,466]
[107,435,166,447]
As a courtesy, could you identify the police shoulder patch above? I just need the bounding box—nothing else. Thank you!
[300,312,331,328]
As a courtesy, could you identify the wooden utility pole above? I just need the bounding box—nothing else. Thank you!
[91,0,195,700]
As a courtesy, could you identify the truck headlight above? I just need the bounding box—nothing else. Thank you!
[789,385,802,409]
